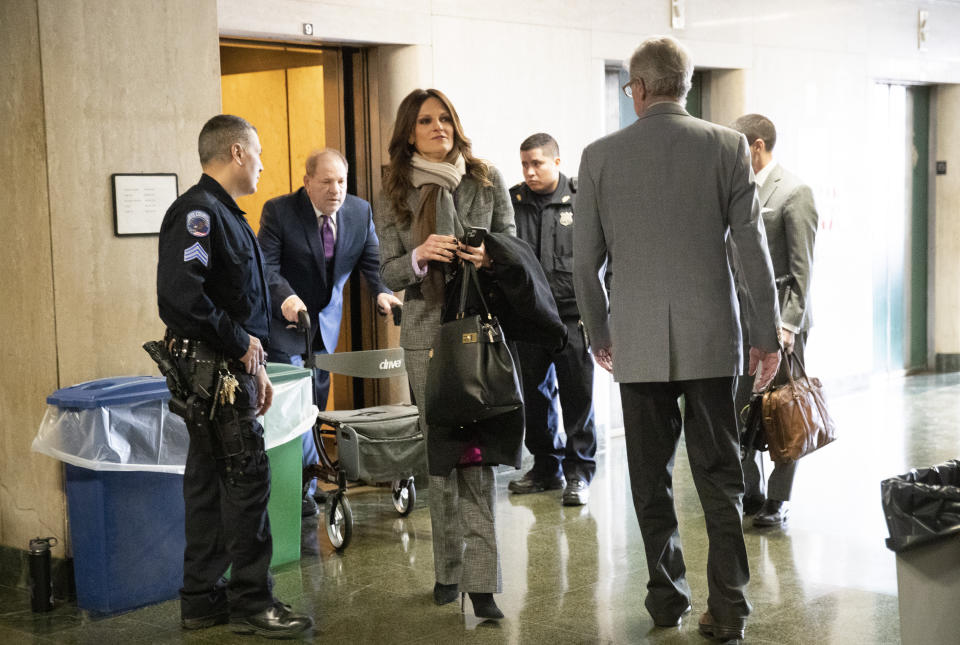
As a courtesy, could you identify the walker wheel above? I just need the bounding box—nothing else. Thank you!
[392,477,416,516]
[326,493,353,552]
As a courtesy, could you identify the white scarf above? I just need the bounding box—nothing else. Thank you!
[410,153,466,191]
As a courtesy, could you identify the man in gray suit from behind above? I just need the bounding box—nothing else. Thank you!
[731,114,819,528]
[574,36,782,642]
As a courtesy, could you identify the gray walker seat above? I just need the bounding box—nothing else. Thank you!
[306,346,423,552]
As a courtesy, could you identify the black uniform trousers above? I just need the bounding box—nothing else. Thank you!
[516,316,597,483]
[620,377,750,629]
[179,362,275,620]
[735,331,808,502]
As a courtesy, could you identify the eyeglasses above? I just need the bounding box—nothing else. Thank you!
[621,79,636,98]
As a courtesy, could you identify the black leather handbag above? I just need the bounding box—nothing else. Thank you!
[424,262,523,427]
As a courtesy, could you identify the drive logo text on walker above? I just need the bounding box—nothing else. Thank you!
[379,358,402,370]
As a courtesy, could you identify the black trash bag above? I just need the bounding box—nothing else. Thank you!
[881,459,960,552]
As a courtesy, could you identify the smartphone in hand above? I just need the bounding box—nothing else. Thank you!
[463,226,487,247]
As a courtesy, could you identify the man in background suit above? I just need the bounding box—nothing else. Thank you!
[731,114,819,528]
[258,148,401,513]
[573,36,781,642]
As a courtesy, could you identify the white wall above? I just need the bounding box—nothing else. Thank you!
[219,0,960,381]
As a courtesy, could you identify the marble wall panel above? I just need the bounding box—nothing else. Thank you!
[0,0,67,557]
[430,15,594,184]
[431,0,591,29]
[37,0,221,388]
[217,0,431,45]
[934,84,960,354]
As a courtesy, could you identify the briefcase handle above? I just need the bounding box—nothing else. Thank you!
[779,345,814,390]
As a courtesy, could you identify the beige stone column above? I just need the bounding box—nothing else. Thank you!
[367,45,433,403]
[704,69,749,128]
[934,84,960,370]
[374,45,434,163]
[0,0,221,555]
[0,0,63,555]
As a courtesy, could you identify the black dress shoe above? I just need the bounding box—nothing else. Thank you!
[181,609,229,630]
[467,592,503,620]
[433,582,458,606]
[742,494,765,516]
[698,611,745,642]
[653,603,691,627]
[232,602,313,639]
[302,495,319,518]
[507,470,564,495]
[753,499,788,527]
[562,479,590,506]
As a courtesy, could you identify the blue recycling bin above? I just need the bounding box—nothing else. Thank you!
[34,371,316,615]
[46,377,187,614]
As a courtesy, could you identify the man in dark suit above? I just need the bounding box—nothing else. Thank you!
[258,148,400,511]
[574,36,782,642]
[731,114,819,528]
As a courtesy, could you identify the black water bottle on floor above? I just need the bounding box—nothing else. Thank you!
[28,537,57,612]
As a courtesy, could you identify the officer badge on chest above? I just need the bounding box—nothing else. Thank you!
[559,210,573,226]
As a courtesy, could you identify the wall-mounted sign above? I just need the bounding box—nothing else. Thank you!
[936,161,947,176]
[112,173,178,236]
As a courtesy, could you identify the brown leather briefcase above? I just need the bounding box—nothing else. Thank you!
[761,352,837,464]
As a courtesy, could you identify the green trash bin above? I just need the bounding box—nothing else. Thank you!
[264,363,317,567]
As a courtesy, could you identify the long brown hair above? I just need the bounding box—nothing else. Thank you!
[383,88,491,226]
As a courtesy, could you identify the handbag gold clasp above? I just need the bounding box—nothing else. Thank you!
[462,332,478,344]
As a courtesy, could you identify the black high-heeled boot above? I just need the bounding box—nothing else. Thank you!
[433,582,458,606]
[468,592,503,620]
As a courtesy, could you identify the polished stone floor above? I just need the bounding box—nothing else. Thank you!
[3,371,960,644]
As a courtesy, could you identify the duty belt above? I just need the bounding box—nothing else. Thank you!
[164,330,226,363]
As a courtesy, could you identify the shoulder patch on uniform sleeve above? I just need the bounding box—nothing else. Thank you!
[186,210,211,237]
[183,241,209,266]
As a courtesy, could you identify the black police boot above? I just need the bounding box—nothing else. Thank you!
[232,602,313,638]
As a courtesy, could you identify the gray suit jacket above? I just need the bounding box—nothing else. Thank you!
[375,166,516,350]
[574,102,781,383]
[755,164,818,332]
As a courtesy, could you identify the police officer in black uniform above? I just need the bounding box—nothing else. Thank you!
[507,133,598,506]
[156,114,312,638]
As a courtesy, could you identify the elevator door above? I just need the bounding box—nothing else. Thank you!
[219,41,343,233]
[219,41,352,407]
[869,82,930,372]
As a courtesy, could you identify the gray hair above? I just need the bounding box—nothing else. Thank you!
[305,148,348,176]
[627,36,693,103]
[731,114,777,152]
[198,114,257,165]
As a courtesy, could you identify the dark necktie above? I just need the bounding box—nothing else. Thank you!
[320,215,334,261]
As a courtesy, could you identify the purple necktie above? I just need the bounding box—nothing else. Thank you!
[320,215,334,261]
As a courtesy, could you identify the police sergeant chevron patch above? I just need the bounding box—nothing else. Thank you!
[183,242,209,266]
